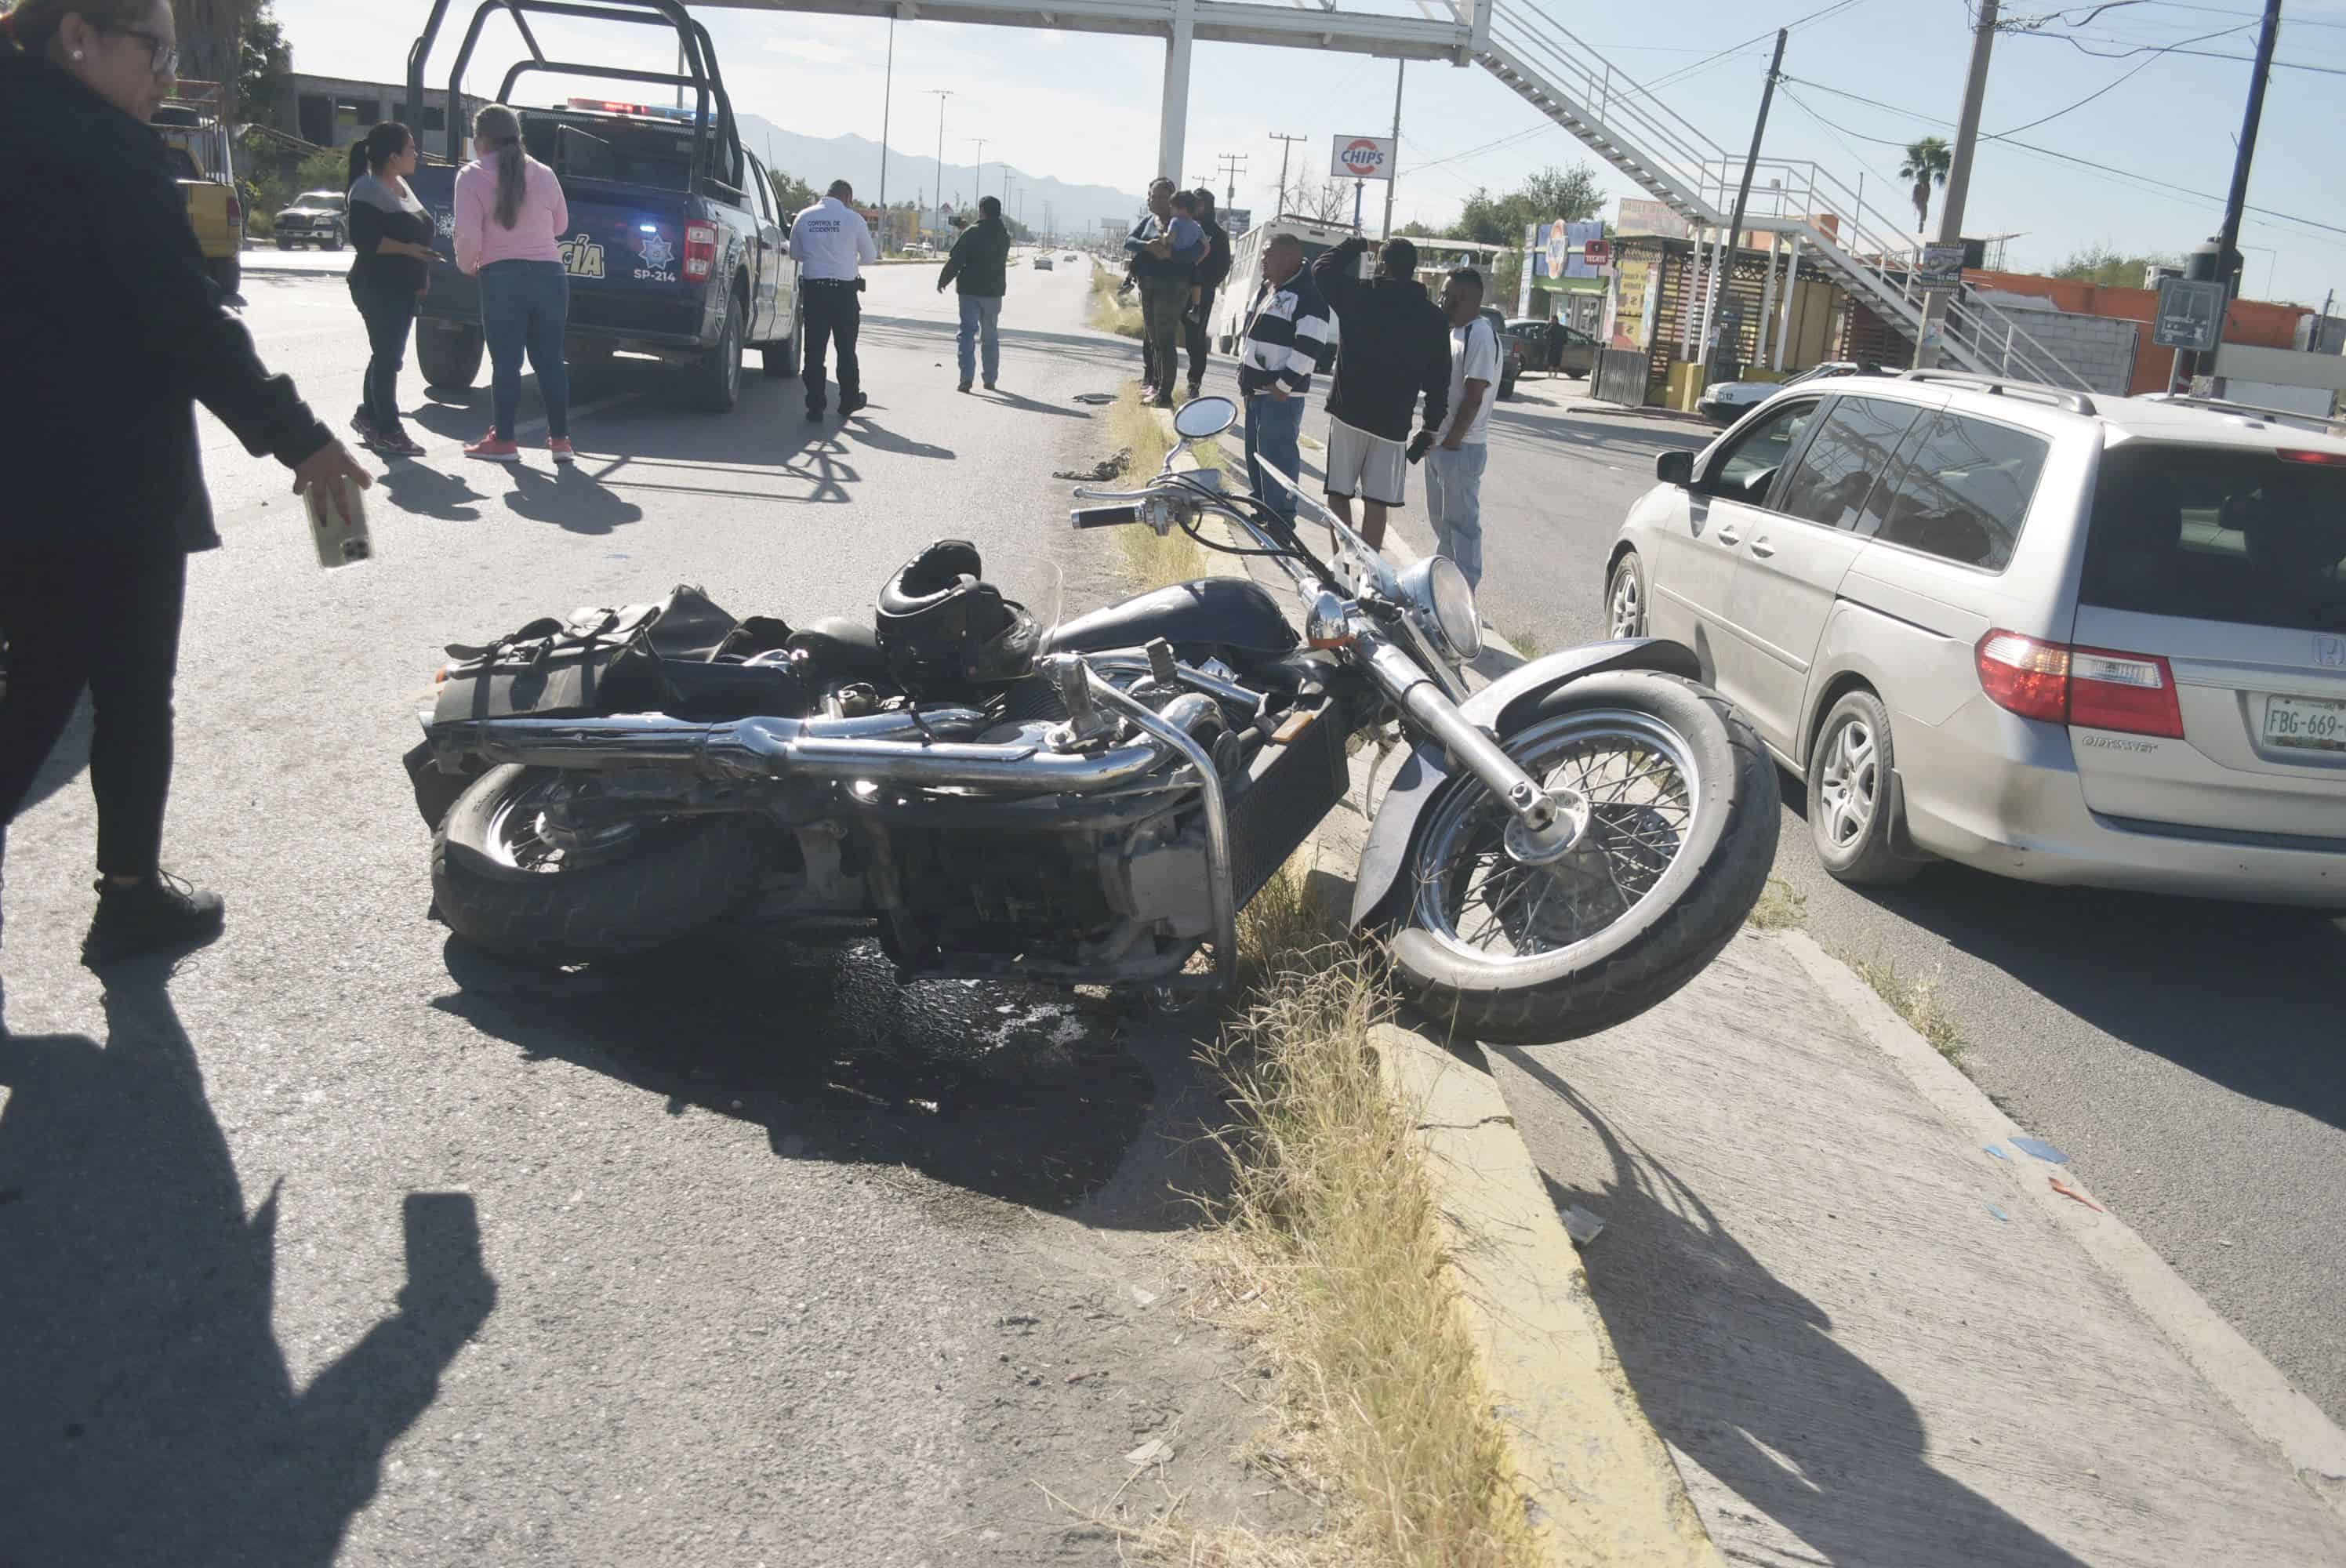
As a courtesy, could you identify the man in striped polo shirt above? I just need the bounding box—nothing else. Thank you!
[1235,233,1331,525]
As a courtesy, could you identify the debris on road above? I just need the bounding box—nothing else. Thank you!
[1131,1286,1159,1308]
[2013,1136,2070,1165]
[1986,1203,2010,1222]
[2049,1177,2104,1212]
[1983,1143,2010,1161]
[1072,391,1117,405]
[1052,447,1130,481]
[1562,1205,1606,1246]
[1124,1436,1173,1467]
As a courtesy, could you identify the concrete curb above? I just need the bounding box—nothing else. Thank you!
[1142,402,1723,1563]
[1774,929,2346,1523]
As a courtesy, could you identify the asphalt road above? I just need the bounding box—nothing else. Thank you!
[0,255,1296,1564]
[1356,373,2346,1426]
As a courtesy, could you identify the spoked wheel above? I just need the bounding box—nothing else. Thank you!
[1384,671,1778,1044]
[431,764,775,966]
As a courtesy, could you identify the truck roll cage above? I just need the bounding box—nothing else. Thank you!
[405,0,745,194]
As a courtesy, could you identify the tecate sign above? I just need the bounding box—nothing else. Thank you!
[1331,135,1395,182]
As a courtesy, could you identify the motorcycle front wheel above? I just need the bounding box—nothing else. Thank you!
[431,764,776,966]
[1383,671,1778,1044]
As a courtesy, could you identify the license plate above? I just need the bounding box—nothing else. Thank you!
[2263,693,2346,753]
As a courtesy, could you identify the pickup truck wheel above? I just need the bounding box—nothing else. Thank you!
[418,321,485,393]
[321,227,345,252]
[691,291,746,412]
[275,239,293,250]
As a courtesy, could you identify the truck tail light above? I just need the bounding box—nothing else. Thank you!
[684,222,717,281]
[225,191,241,230]
[1976,630,2184,739]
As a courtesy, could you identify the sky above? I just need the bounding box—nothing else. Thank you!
[274,0,2346,307]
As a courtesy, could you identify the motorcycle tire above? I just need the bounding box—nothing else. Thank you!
[431,764,775,966]
[1382,671,1778,1044]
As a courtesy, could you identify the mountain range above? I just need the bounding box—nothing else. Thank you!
[734,114,1142,239]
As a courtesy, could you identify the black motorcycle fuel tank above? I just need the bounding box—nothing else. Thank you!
[1040,578,1299,659]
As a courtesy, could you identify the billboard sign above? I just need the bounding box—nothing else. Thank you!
[1917,242,1967,292]
[1331,135,1395,182]
[1615,197,1690,240]
[1536,219,1610,280]
[1222,207,1252,238]
[2154,277,2227,352]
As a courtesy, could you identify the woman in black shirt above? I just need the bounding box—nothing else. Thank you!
[346,122,438,457]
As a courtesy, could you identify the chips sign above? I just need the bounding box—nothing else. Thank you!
[1331,135,1394,183]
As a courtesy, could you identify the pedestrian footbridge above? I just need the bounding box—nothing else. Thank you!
[704,0,2088,387]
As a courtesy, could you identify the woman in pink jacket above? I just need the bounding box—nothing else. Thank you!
[453,103,572,463]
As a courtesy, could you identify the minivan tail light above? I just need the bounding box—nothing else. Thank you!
[684,222,717,280]
[1975,630,2184,739]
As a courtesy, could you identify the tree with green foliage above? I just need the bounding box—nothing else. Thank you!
[236,0,289,122]
[765,168,818,216]
[2051,242,2180,289]
[1446,164,1604,246]
[1901,136,1951,236]
[1395,220,1439,239]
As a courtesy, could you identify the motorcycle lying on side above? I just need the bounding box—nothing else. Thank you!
[402,395,1777,1042]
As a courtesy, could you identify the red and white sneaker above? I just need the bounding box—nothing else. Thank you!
[548,437,576,464]
[465,436,521,462]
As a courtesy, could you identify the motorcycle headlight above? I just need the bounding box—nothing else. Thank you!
[1398,556,1482,662]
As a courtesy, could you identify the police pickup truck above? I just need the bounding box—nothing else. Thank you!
[403,0,797,412]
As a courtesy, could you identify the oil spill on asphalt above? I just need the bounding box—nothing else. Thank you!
[432,935,1157,1215]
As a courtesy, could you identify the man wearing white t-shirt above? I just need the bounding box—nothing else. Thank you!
[1425,267,1498,587]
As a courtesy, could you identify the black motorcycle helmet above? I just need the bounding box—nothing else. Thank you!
[873,539,1040,685]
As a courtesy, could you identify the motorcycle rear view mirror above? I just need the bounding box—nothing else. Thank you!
[1655,448,1696,487]
[1173,396,1238,441]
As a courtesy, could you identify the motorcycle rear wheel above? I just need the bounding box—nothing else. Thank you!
[432,764,776,966]
[1383,672,1778,1044]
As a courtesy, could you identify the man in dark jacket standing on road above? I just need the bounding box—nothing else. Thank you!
[1181,189,1232,401]
[938,194,1010,393]
[1123,177,1202,408]
[1310,234,1450,551]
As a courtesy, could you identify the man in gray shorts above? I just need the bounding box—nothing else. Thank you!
[1310,234,1451,550]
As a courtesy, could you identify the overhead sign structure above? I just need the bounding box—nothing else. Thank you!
[1331,135,1395,182]
[2154,277,2228,353]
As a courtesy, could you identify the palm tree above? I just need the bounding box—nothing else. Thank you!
[1901,136,1952,237]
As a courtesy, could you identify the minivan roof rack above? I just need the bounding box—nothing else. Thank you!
[1900,368,2097,416]
[2135,391,2344,436]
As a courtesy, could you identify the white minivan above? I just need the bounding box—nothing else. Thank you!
[1604,369,2346,906]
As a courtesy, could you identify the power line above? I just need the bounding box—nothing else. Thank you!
[2011,27,2346,71]
[1989,17,2256,136]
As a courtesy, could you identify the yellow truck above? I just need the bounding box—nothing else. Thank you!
[151,79,243,297]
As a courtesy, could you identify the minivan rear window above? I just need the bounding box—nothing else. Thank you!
[2081,444,2346,633]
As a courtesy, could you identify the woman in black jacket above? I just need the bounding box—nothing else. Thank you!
[345,121,438,458]
[0,0,372,964]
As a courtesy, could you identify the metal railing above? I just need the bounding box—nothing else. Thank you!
[1475,0,2095,392]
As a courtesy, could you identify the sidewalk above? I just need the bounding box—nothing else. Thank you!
[1489,927,2346,1566]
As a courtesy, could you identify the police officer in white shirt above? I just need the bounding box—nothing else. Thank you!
[789,180,880,422]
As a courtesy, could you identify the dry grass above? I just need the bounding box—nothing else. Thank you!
[1102,386,1211,589]
[1089,264,1146,339]
[1140,949,1540,1568]
[1497,625,1545,660]
[1745,876,1809,931]
[1844,947,1964,1065]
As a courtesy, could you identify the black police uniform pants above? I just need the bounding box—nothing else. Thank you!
[0,545,186,879]
[802,283,862,413]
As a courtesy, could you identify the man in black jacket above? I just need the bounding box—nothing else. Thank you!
[937,194,1011,392]
[1181,190,1232,401]
[2,11,368,964]
[1309,235,1450,551]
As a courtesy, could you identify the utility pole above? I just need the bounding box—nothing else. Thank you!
[2187,0,2282,390]
[1706,29,1785,376]
[1382,61,1404,239]
[1912,0,1996,369]
[1269,131,1306,216]
[1215,152,1247,205]
[927,89,953,238]
[970,137,988,212]
[877,15,895,249]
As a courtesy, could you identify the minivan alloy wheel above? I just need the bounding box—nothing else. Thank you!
[1816,713,1879,850]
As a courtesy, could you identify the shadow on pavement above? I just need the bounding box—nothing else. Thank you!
[843,414,955,460]
[376,460,492,523]
[1491,1042,2090,1568]
[981,387,1091,420]
[1834,856,2346,1133]
[433,931,1182,1221]
[0,967,496,1567]
[500,463,647,535]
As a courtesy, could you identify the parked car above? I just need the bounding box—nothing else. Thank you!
[153,82,242,292]
[1480,307,1524,401]
[273,189,347,251]
[1605,370,2346,907]
[1698,360,1864,424]
[1504,317,1600,378]
[1034,254,1054,270]
[402,0,799,413]
[1063,251,1079,262]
